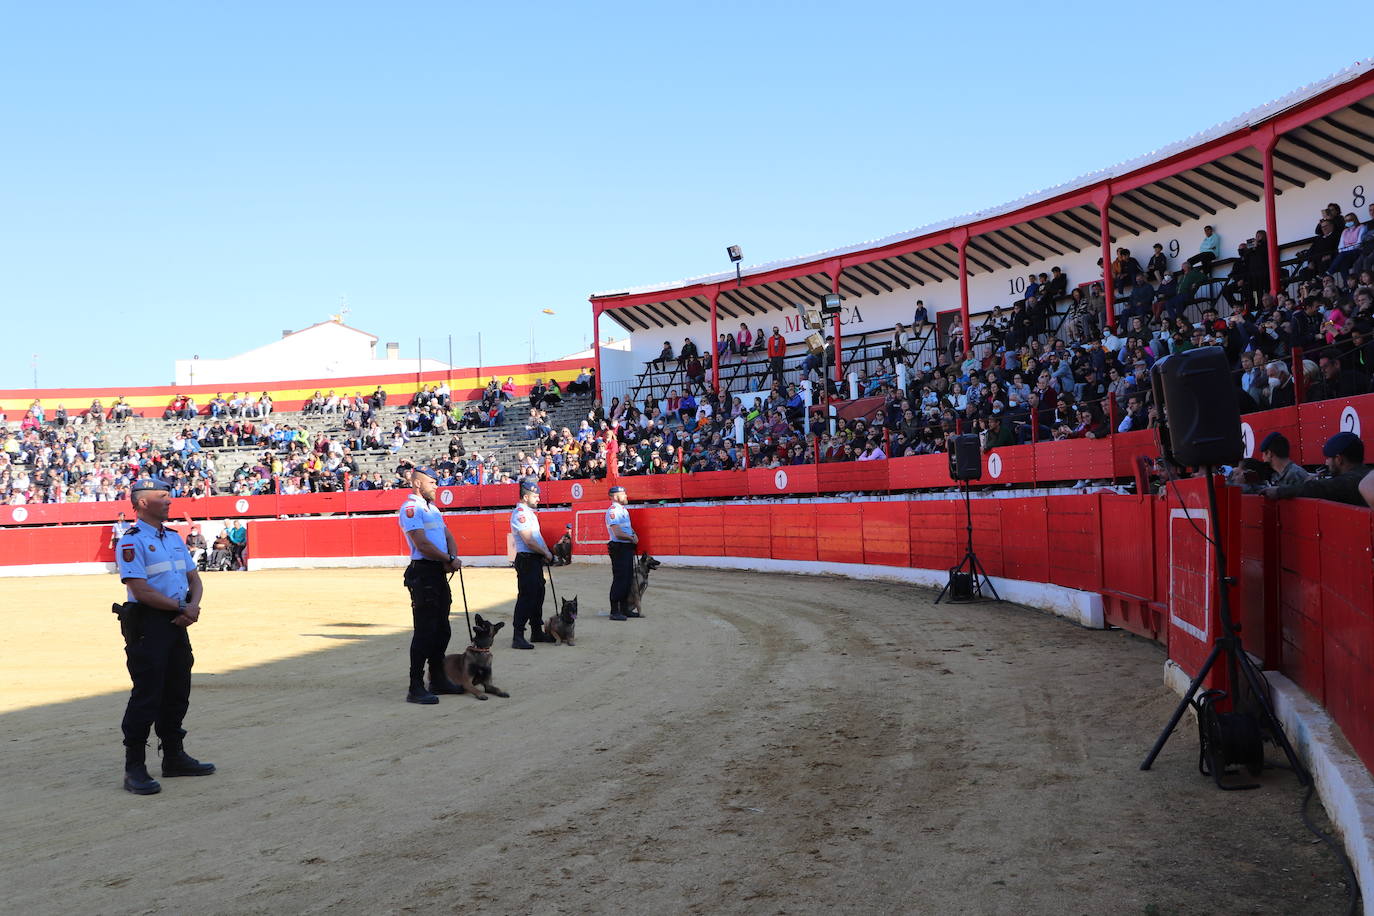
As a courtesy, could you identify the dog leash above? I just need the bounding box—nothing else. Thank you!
[545,561,560,607]
[452,566,475,643]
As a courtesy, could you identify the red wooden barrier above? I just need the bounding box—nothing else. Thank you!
[677,506,725,556]
[747,464,818,497]
[816,503,864,565]
[1295,397,1369,465]
[680,471,751,500]
[817,459,888,494]
[886,454,950,490]
[1045,494,1103,593]
[771,503,818,562]
[861,503,910,568]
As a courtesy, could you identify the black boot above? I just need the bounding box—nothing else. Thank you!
[429,663,464,695]
[406,675,439,705]
[609,600,627,621]
[622,600,642,619]
[511,630,534,650]
[529,623,555,643]
[123,744,161,795]
[160,732,216,777]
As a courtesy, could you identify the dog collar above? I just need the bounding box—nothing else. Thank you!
[468,645,491,654]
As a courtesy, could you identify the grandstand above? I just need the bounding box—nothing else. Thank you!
[3,62,1373,915]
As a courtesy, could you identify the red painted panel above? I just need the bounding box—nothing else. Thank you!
[352,516,405,558]
[984,444,1036,486]
[1295,397,1369,465]
[723,505,773,558]
[1318,506,1374,764]
[620,475,683,502]
[677,506,724,556]
[771,503,818,562]
[478,483,519,509]
[1100,495,1156,604]
[1000,497,1049,583]
[1110,430,1158,479]
[1045,494,1102,592]
[816,460,889,494]
[1032,438,1112,483]
[436,486,482,509]
[861,503,910,567]
[1238,406,1299,462]
[967,498,1004,578]
[347,489,405,514]
[1277,500,1326,702]
[909,501,959,571]
[279,491,347,516]
[680,471,751,500]
[304,518,355,557]
[1236,495,1277,666]
[537,481,576,505]
[886,454,950,490]
[637,506,680,557]
[254,518,306,560]
[816,503,863,564]
[747,465,817,497]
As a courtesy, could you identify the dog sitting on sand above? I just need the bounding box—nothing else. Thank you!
[545,596,578,645]
[628,554,660,618]
[442,615,510,700]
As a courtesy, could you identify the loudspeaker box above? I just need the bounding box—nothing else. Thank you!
[1150,346,1243,468]
[948,433,982,481]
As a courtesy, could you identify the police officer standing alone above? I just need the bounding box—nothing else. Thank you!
[510,478,555,649]
[398,468,465,705]
[114,478,215,795]
[606,484,639,621]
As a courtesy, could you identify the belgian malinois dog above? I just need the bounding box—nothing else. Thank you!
[442,615,510,700]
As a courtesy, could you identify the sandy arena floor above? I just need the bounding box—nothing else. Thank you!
[0,565,1355,915]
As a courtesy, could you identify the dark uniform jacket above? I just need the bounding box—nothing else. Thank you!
[1275,464,1371,506]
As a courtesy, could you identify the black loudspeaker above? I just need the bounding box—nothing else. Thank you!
[949,572,974,600]
[948,433,982,481]
[1150,346,1243,468]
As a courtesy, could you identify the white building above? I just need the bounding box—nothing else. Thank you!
[174,320,451,386]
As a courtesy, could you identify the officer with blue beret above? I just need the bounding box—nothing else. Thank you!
[113,477,215,795]
[605,485,639,621]
[397,467,465,705]
[510,477,555,649]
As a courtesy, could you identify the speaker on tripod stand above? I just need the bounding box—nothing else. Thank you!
[936,434,1000,604]
[1140,347,1309,789]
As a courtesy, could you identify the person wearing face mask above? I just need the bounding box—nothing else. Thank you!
[1263,361,1295,409]
[1328,212,1366,285]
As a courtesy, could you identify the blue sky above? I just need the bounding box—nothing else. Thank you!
[1,2,1367,388]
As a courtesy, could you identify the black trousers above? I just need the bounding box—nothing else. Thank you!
[769,356,785,389]
[121,607,193,748]
[513,553,546,636]
[403,560,452,679]
[608,541,635,607]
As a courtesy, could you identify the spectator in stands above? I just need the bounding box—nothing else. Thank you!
[566,367,592,395]
[226,520,247,569]
[766,327,787,389]
[1187,225,1220,269]
[677,337,699,373]
[912,300,929,326]
[1146,244,1169,281]
[1263,431,1368,505]
[716,332,736,368]
[1112,249,1143,295]
[1307,353,1368,401]
[1329,212,1367,286]
[1305,218,1340,279]
[1256,432,1311,489]
[1263,360,1296,409]
[735,323,752,355]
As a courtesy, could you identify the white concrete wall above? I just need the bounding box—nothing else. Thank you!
[613,162,1374,387]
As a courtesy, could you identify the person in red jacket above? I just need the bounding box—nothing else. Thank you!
[766,327,788,389]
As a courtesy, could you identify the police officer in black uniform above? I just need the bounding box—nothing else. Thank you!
[605,485,639,620]
[113,477,215,795]
[510,478,555,649]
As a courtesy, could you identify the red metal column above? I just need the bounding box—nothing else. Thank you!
[957,234,971,351]
[1096,189,1115,328]
[831,268,844,386]
[1259,128,1281,299]
[592,304,603,403]
[709,288,720,395]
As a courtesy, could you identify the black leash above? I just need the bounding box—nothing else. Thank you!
[545,561,559,607]
[451,566,474,643]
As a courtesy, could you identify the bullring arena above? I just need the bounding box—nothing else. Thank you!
[6,61,1374,916]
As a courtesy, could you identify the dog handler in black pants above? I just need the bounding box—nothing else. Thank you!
[113,477,215,794]
[606,485,639,620]
[398,467,465,705]
[510,478,555,649]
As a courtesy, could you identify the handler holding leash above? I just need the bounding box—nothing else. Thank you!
[113,477,215,795]
[398,467,465,705]
[510,478,555,650]
[606,484,639,620]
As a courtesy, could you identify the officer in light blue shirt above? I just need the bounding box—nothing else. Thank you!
[605,485,639,621]
[397,467,463,705]
[113,477,214,795]
[510,478,554,649]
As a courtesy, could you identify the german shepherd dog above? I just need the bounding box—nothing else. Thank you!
[442,615,510,700]
[628,554,661,617]
[545,595,578,645]
[551,525,573,566]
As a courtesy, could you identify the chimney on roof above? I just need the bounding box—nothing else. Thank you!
[385,342,399,360]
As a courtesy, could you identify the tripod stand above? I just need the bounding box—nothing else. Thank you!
[1140,469,1309,785]
[935,479,1000,604]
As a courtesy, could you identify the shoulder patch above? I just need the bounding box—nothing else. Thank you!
[405,506,415,518]
[122,546,135,562]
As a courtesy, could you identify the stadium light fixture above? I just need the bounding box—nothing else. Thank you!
[726,245,743,287]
